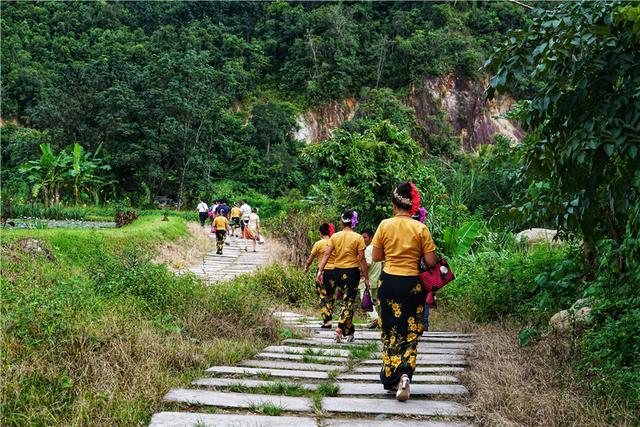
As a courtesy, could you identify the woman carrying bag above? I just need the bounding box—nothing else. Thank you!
[371,182,437,401]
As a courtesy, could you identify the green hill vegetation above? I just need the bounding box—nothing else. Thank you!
[1,1,639,425]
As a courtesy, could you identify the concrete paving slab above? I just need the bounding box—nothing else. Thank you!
[205,365,328,379]
[256,352,349,363]
[322,396,471,416]
[164,388,312,411]
[150,412,317,427]
[325,419,473,427]
[241,359,346,372]
[337,373,459,383]
[334,382,468,396]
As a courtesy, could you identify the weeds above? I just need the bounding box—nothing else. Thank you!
[317,383,340,397]
[349,342,378,360]
[248,402,284,416]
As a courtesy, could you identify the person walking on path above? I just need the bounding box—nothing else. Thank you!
[196,200,209,227]
[240,200,251,239]
[305,223,337,329]
[243,207,260,252]
[230,203,242,237]
[317,209,369,343]
[359,228,382,329]
[212,212,229,255]
[371,182,436,402]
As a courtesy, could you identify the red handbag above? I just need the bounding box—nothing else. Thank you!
[420,257,455,307]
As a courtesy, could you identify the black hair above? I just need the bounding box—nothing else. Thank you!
[319,223,331,236]
[252,207,257,213]
[392,181,413,211]
[361,228,374,237]
[341,209,354,225]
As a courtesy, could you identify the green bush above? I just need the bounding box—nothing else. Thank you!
[441,243,586,324]
[579,226,640,407]
[232,264,316,308]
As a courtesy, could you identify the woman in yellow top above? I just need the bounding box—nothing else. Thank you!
[230,203,242,237]
[212,212,230,255]
[371,182,436,401]
[318,209,369,342]
[304,223,337,328]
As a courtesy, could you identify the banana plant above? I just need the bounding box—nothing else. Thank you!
[19,143,69,208]
[68,143,111,205]
[442,221,480,258]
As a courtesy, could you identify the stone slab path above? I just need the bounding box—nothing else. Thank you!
[150,239,476,426]
[182,233,271,283]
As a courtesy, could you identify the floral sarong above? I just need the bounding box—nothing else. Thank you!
[377,271,425,390]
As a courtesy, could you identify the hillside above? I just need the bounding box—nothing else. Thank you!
[1,1,528,204]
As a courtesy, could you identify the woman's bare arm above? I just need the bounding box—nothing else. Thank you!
[304,253,315,273]
[358,249,370,289]
[423,251,437,268]
[372,246,385,262]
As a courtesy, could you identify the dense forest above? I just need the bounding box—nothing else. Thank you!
[2,1,528,205]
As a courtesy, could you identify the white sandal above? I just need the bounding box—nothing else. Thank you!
[396,374,410,401]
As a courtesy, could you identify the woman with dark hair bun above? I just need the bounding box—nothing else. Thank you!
[304,222,337,328]
[317,209,369,342]
[371,181,437,401]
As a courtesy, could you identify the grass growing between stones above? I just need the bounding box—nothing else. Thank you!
[317,383,340,397]
[349,342,378,360]
[248,402,285,416]
[0,216,297,426]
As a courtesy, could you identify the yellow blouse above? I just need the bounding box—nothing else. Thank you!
[329,230,366,269]
[213,216,228,230]
[311,238,335,270]
[372,216,436,276]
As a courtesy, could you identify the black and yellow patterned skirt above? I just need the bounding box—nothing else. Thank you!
[316,269,337,323]
[377,271,426,390]
[334,267,360,336]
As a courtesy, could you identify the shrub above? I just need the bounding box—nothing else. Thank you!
[230,264,316,308]
[441,243,586,325]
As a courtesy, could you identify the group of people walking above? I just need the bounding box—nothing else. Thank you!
[305,182,436,402]
[196,199,261,254]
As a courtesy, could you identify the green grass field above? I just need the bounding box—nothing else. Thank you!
[0,216,297,426]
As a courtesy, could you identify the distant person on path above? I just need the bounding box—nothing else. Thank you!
[305,223,337,329]
[196,200,209,227]
[216,199,230,218]
[317,209,369,343]
[213,212,229,255]
[240,200,251,238]
[359,228,382,329]
[243,207,260,252]
[371,182,436,401]
[230,202,242,237]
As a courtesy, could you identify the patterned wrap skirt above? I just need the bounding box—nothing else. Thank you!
[377,271,426,390]
[316,269,337,323]
[334,267,360,336]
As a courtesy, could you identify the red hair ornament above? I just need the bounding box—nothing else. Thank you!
[409,182,421,216]
[328,223,335,236]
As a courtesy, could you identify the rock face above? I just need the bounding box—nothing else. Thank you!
[295,98,357,143]
[295,75,523,149]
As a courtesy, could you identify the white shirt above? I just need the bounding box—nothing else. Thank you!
[240,203,251,219]
[197,202,208,213]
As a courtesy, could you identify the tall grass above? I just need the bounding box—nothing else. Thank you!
[0,216,285,426]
